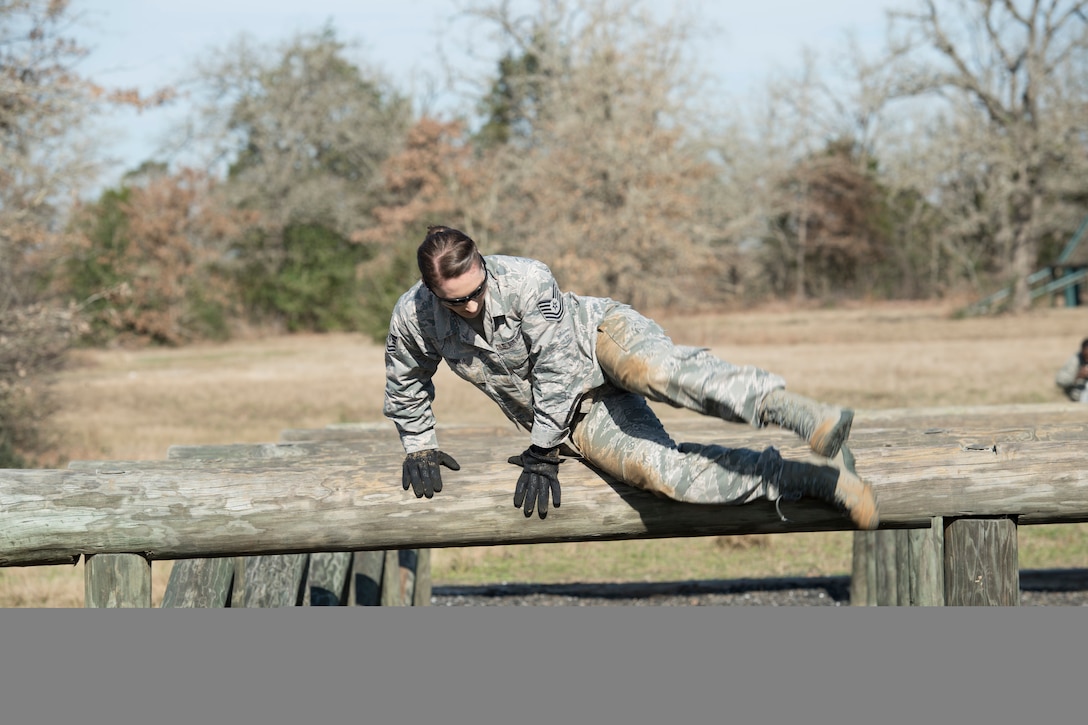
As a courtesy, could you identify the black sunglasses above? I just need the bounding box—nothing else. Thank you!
[433,263,488,307]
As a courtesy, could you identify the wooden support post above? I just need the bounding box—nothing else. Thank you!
[894,529,912,604]
[164,435,429,607]
[161,558,235,607]
[232,554,309,607]
[875,530,899,605]
[850,531,876,606]
[856,519,945,606]
[381,550,419,606]
[351,550,385,606]
[85,553,151,608]
[943,517,1019,606]
[413,549,433,606]
[907,517,944,606]
[230,556,247,607]
[308,552,353,606]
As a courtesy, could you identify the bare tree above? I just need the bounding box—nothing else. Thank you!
[883,0,1088,311]
[2,0,96,308]
[454,0,723,309]
[181,25,411,235]
[710,42,897,303]
[1,0,165,465]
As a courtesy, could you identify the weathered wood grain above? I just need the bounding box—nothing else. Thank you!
[875,530,900,605]
[4,435,1086,566]
[73,453,425,607]
[350,550,385,606]
[271,404,1087,447]
[413,549,432,606]
[85,553,151,608]
[307,551,352,606]
[234,554,308,607]
[850,531,876,606]
[944,517,1020,606]
[908,518,945,606]
[161,558,235,607]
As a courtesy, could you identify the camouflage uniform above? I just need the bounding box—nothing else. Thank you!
[384,254,788,505]
[1056,353,1088,402]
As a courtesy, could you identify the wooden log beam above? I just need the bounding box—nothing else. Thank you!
[85,442,432,607]
[3,435,1087,567]
[72,456,426,607]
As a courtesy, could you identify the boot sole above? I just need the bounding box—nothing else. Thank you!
[811,409,854,459]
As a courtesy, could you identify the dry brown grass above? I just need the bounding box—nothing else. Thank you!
[4,300,1088,605]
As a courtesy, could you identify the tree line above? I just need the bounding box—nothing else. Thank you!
[3,0,1088,466]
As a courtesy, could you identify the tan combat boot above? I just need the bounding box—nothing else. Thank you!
[778,446,879,530]
[758,389,854,459]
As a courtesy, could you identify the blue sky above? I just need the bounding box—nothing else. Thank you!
[74,0,897,188]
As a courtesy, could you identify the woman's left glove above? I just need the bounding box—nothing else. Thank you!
[509,445,561,519]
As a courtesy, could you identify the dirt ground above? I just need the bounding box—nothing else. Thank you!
[4,299,1088,606]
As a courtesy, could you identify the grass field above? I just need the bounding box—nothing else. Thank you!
[3,299,1087,606]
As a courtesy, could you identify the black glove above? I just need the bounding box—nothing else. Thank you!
[509,445,561,519]
[402,449,460,499]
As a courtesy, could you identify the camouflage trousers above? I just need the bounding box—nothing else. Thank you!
[568,307,787,505]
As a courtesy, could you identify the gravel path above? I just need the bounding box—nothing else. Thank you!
[431,569,1088,606]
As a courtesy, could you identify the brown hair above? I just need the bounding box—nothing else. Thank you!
[418,225,483,290]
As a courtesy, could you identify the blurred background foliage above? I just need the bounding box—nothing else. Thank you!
[4,0,1088,465]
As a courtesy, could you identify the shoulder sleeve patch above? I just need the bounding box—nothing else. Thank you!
[537,283,565,322]
[385,335,399,356]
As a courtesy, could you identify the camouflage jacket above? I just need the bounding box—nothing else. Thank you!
[1056,352,1087,399]
[384,255,617,453]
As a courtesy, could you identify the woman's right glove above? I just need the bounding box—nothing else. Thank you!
[402,449,460,499]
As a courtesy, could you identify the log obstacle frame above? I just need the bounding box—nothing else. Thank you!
[3,403,1085,607]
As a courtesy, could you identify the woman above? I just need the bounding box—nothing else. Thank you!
[384,226,877,530]
[1056,338,1088,402]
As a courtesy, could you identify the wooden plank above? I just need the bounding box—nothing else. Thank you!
[875,530,899,606]
[278,424,510,443]
[167,447,418,608]
[849,531,875,606]
[413,549,433,606]
[908,517,945,606]
[944,517,1020,606]
[171,444,403,608]
[233,554,309,607]
[380,549,423,606]
[71,460,340,608]
[166,439,402,461]
[161,558,235,607]
[381,551,406,606]
[5,439,1088,566]
[894,529,912,605]
[852,402,1084,424]
[84,553,151,608]
[855,522,945,607]
[308,551,353,606]
[266,415,1088,453]
[351,550,385,606]
[230,556,246,607]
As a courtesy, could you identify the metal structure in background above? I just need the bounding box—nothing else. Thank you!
[961,214,1088,316]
